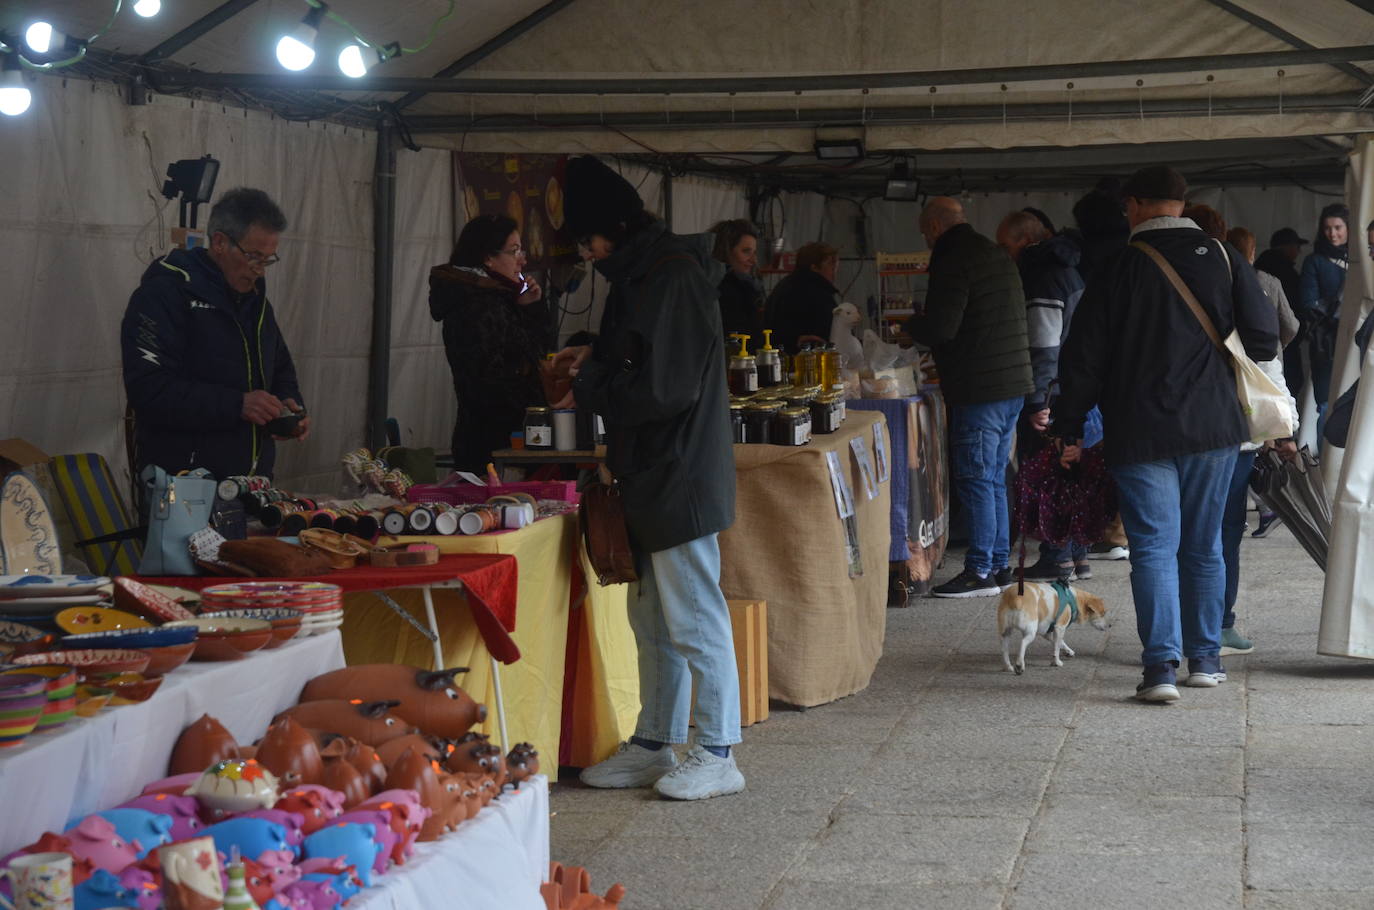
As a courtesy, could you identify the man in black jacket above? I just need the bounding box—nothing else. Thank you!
[764,242,840,353]
[1052,166,1279,702]
[552,156,743,801]
[907,197,1033,598]
[121,188,307,481]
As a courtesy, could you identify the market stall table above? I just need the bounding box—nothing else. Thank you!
[720,410,893,707]
[0,630,345,855]
[356,512,638,768]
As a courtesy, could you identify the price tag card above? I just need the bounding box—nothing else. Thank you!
[850,436,879,500]
[825,450,856,519]
[872,422,890,483]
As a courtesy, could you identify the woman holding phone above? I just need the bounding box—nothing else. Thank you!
[430,213,549,472]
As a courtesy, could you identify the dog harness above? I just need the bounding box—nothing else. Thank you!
[1044,580,1079,638]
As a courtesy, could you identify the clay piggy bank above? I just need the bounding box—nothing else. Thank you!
[255,716,324,787]
[118,865,162,910]
[432,771,468,831]
[507,743,540,788]
[198,817,294,861]
[187,759,281,817]
[302,869,362,904]
[373,733,445,768]
[275,786,345,835]
[282,876,345,910]
[302,823,382,887]
[65,814,143,873]
[445,740,506,785]
[169,714,241,776]
[253,848,302,893]
[94,808,174,859]
[116,793,205,840]
[333,810,396,874]
[276,700,417,746]
[239,856,279,906]
[300,665,487,739]
[316,735,390,793]
[236,809,306,848]
[320,756,371,809]
[357,791,428,864]
[382,749,446,842]
[73,868,137,910]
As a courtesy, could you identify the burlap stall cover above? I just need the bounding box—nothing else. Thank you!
[719,411,892,707]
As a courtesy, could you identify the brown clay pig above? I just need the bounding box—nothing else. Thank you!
[317,734,389,793]
[254,716,324,787]
[320,753,372,809]
[169,714,240,776]
[383,748,446,842]
[445,740,505,785]
[374,733,446,768]
[299,665,487,739]
[276,700,417,746]
[507,743,540,789]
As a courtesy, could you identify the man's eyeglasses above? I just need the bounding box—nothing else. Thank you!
[231,237,281,269]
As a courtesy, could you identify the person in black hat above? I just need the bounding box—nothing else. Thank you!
[550,155,745,801]
[1050,164,1279,702]
[1255,226,1309,394]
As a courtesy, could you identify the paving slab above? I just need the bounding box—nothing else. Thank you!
[1245,723,1374,769]
[1244,768,1374,824]
[1047,741,1243,797]
[1009,852,1242,908]
[843,757,1054,818]
[1024,793,1242,855]
[791,814,1030,885]
[763,879,1005,910]
[1246,823,1374,891]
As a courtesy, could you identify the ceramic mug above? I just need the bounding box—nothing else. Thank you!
[158,836,223,910]
[0,852,73,910]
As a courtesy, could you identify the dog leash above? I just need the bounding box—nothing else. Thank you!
[1044,579,1079,639]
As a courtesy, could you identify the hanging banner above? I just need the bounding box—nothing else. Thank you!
[452,153,575,271]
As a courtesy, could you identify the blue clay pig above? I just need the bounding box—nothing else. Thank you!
[114,793,204,840]
[73,869,136,910]
[94,809,173,859]
[199,817,294,862]
[302,823,381,887]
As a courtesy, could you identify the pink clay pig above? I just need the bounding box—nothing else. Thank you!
[274,786,345,835]
[115,793,204,841]
[118,865,162,910]
[254,848,302,893]
[283,876,346,910]
[63,815,142,874]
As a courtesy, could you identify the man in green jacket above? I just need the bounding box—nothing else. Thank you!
[907,197,1033,598]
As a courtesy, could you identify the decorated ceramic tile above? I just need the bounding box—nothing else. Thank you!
[0,574,108,596]
[0,473,63,575]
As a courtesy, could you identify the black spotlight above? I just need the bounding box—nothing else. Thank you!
[161,155,221,228]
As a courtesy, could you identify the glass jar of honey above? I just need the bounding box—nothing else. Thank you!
[772,406,813,446]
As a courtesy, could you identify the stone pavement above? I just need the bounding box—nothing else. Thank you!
[548,525,1372,909]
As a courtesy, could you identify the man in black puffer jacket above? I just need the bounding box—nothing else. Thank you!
[906,197,1033,599]
[553,156,743,802]
[1051,166,1278,702]
[121,188,307,481]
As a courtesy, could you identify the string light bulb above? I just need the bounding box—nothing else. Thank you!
[24,21,62,55]
[0,56,32,117]
[133,0,162,17]
[338,41,394,78]
[275,3,327,71]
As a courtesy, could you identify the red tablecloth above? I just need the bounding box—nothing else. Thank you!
[136,554,522,662]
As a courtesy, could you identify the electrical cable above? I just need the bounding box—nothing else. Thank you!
[13,0,124,70]
[302,0,456,56]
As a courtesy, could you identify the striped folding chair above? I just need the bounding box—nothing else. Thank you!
[49,453,142,576]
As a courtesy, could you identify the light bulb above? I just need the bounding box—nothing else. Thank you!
[25,21,55,54]
[338,44,369,78]
[276,31,316,71]
[133,0,162,17]
[0,68,30,116]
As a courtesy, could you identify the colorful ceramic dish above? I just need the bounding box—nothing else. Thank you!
[112,577,196,622]
[165,617,273,661]
[0,472,62,575]
[2,665,79,729]
[74,684,114,717]
[199,609,303,649]
[55,606,152,634]
[0,673,48,700]
[0,618,46,655]
[102,672,163,704]
[61,625,197,650]
[12,648,151,679]
[139,641,198,677]
[0,595,106,615]
[0,695,45,746]
[0,574,108,597]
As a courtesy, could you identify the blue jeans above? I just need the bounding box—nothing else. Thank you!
[1221,449,1256,630]
[1041,540,1088,564]
[951,397,1021,576]
[1111,446,1234,667]
[628,533,741,748]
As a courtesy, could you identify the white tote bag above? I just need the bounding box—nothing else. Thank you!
[1133,241,1298,445]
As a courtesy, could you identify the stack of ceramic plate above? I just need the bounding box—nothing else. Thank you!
[199,582,343,637]
[0,575,111,632]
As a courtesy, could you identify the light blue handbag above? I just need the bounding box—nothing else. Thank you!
[137,466,216,576]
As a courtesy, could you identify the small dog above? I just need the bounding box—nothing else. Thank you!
[998,581,1108,675]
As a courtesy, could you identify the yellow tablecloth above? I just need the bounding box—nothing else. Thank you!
[340,512,638,767]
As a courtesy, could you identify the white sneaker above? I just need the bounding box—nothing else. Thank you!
[580,741,678,788]
[1087,544,1130,561]
[653,745,746,800]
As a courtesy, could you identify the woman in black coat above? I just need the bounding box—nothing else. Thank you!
[711,219,765,345]
[429,214,549,473]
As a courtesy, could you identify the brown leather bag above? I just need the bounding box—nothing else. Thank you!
[579,481,638,586]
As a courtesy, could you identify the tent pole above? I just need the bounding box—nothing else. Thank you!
[368,119,397,452]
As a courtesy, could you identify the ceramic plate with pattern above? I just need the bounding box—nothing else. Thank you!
[0,574,108,597]
[55,606,153,634]
[0,473,62,575]
[0,595,105,614]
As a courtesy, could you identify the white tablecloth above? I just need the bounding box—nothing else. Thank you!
[0,631,346,854]
[351,775,550,910]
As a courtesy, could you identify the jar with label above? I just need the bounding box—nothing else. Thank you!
[743,401,782,444]
[727,333,759,396]
[811,394,844,434]
[756,329,783,387]
[830,383,848,423]
[772,406,813,446]
[524,406,553,449]
[729,403,746,444]
[785,385,822,409]
[793,344,820,387]
[818,344,841,390]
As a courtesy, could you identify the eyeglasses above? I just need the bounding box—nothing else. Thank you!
[230,237,281,269]
[496,244,525,257]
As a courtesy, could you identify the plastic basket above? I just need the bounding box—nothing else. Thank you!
[407,474,580,505]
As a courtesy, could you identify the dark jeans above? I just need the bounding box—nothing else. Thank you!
[1221,449,1257,630]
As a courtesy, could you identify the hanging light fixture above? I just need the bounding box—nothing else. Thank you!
[276,3,327,72]
[338,41,395,78]
[133,0,162,18]
[24,21,66,55]
[0,55,31,116]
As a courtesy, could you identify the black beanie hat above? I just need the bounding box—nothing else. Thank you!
[564,156,644,238]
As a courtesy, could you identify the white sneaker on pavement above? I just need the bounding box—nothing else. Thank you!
[653,744,746,800]
[580,741,678,788]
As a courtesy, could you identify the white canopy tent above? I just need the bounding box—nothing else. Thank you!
[1,0,1371,493]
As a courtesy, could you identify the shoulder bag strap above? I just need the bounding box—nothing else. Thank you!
[1131,240,1225,353]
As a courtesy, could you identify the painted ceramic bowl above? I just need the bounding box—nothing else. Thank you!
[0,619,48,658]
[0,672,48,700]
[74,684,113,717]
[101,672,163,705]
[140,641,197,677]
[199,609,302,649]
[0,697,45,746]
[61,625,197,650]
[12,649,151,681]
[1,664,78,729]
[112,578,197,623]
[54,606,151,634]
[165,617,272,661]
